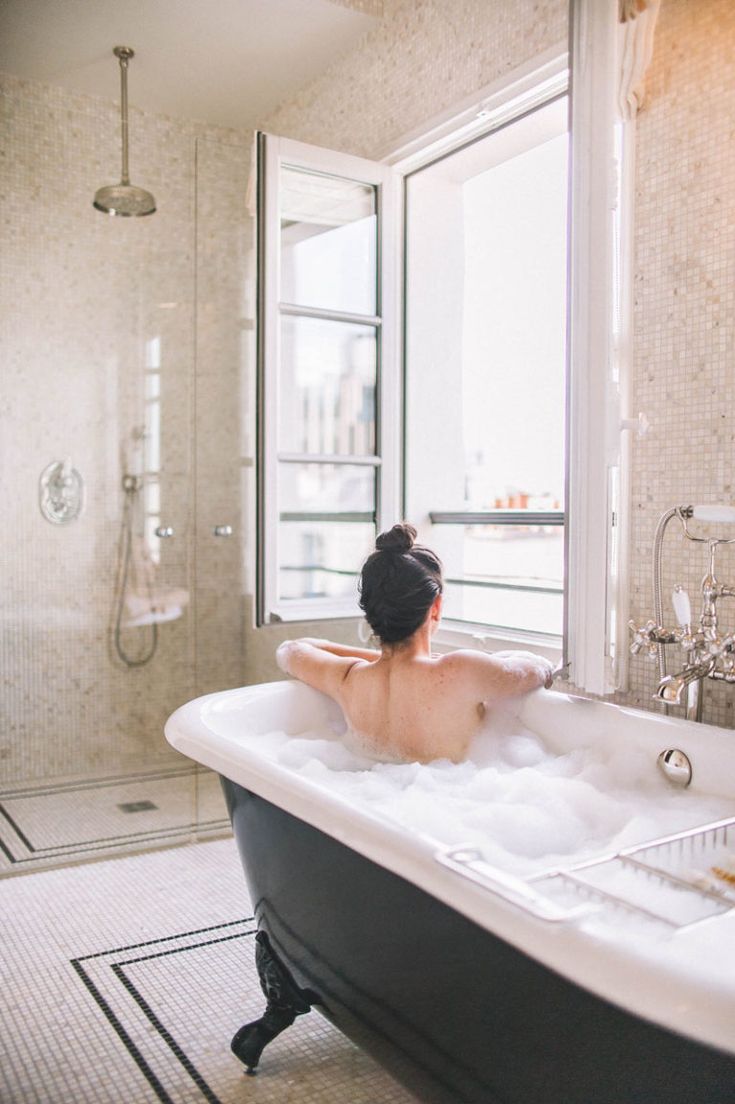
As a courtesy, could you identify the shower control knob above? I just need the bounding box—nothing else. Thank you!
[213,525,233,537]
[628,619,661,656]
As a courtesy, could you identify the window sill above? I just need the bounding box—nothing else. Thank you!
[267,599,361,624]
[433,620,562,662]
[266,607,562,664]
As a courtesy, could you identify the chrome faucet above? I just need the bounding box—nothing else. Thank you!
[652,660,716,707]
[630,506,735,721]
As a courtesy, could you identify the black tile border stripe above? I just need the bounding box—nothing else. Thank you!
[0,816,230,865]
[0,805,34,851]
[70,957,178,1104]
[0,766,200,801]
[112,961,221,1104]
[76,917,254,963]
[118,929,258,968]
[0,760,229,864]
[71,919,256,1104]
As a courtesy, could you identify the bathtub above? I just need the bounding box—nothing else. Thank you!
[165,682,735,1104]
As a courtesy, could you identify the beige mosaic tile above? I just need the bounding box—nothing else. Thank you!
[262,0,568,158]
[625,0,735,727]
[0,838,419,1104]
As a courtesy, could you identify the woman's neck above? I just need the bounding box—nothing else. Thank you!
[380,623,434,662]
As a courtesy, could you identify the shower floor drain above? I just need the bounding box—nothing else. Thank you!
[117,800,158,813]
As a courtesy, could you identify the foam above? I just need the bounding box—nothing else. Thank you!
[248,705,733,877]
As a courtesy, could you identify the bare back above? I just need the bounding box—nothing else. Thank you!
[278,640,552,764]
[339,653,485,762]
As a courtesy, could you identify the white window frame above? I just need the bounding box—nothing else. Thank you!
[565,0,636,695]
[389,49,569,664]
[256,133,400,625]
[387,11,635,689]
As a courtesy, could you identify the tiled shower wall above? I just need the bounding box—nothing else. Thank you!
[0,73,250,782]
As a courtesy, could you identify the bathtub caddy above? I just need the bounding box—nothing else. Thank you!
[165,681,735,1104]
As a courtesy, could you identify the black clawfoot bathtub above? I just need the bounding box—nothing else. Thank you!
[166,681,735,1104]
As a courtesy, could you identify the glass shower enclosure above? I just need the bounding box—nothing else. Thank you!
[0,72,252,874]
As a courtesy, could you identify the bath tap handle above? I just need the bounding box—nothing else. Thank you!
[691,505,735,524]
[672,586,691,630]
[628,619,667,656]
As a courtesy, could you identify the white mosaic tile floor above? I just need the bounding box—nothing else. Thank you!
[0,768,230,873]
[0,837,421,1104]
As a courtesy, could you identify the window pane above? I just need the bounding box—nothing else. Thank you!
[405,95,568,636]
[443,580,563,635]
[279,315,376,455]
[279,462,375,516]
[438,524,564,634]
[280,166,377,315]
[461,132,567,512]
[278,521,374,602]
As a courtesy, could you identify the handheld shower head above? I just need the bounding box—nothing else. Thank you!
[94,47,156,218]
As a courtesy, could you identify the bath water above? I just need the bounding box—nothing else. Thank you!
[249,704,734,878]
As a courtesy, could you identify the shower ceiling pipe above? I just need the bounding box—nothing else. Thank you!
[94,46,156,217]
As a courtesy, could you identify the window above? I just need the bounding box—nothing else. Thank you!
[256,27,627,691]
[403,94,568,639]
[256,135,398,624]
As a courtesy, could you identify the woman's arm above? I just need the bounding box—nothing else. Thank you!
[293,638,381,662]
[440,648,554,700]
[275,638,377,700]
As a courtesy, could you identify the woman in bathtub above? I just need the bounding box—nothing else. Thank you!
[276,523,555,764]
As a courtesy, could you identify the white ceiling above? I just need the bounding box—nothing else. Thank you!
[0,0,377,131]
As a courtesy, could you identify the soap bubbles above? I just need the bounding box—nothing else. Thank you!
[251,706,732,877]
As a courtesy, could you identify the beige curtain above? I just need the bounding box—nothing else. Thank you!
[618,0,661,118]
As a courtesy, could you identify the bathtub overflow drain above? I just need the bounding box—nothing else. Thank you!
[657,748,692,787]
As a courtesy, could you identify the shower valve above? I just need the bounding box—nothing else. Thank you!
[39,460,84,525]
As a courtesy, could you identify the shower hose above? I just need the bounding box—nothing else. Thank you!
[113,474,158,667]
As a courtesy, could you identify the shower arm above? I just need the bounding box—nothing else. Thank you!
[115,46,134,187]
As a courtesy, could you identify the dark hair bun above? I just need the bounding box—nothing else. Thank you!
[359,523,443,644]
[375,523,416,554]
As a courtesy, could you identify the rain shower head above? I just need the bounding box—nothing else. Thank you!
[94,47,156,217]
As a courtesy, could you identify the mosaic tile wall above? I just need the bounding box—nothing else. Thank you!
[622,0,735,727]
[0,73,250,783]
[264,0,568,159]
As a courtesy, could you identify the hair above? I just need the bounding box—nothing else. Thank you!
[359,523,443,645]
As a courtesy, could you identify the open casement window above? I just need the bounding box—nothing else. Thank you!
[256,134,399,625]
[256,26,631,693]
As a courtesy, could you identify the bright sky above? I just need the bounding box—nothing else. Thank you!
[462,132,568,506]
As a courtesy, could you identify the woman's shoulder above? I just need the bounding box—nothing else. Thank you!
[435,647,490,667]
[435,648,552,690]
